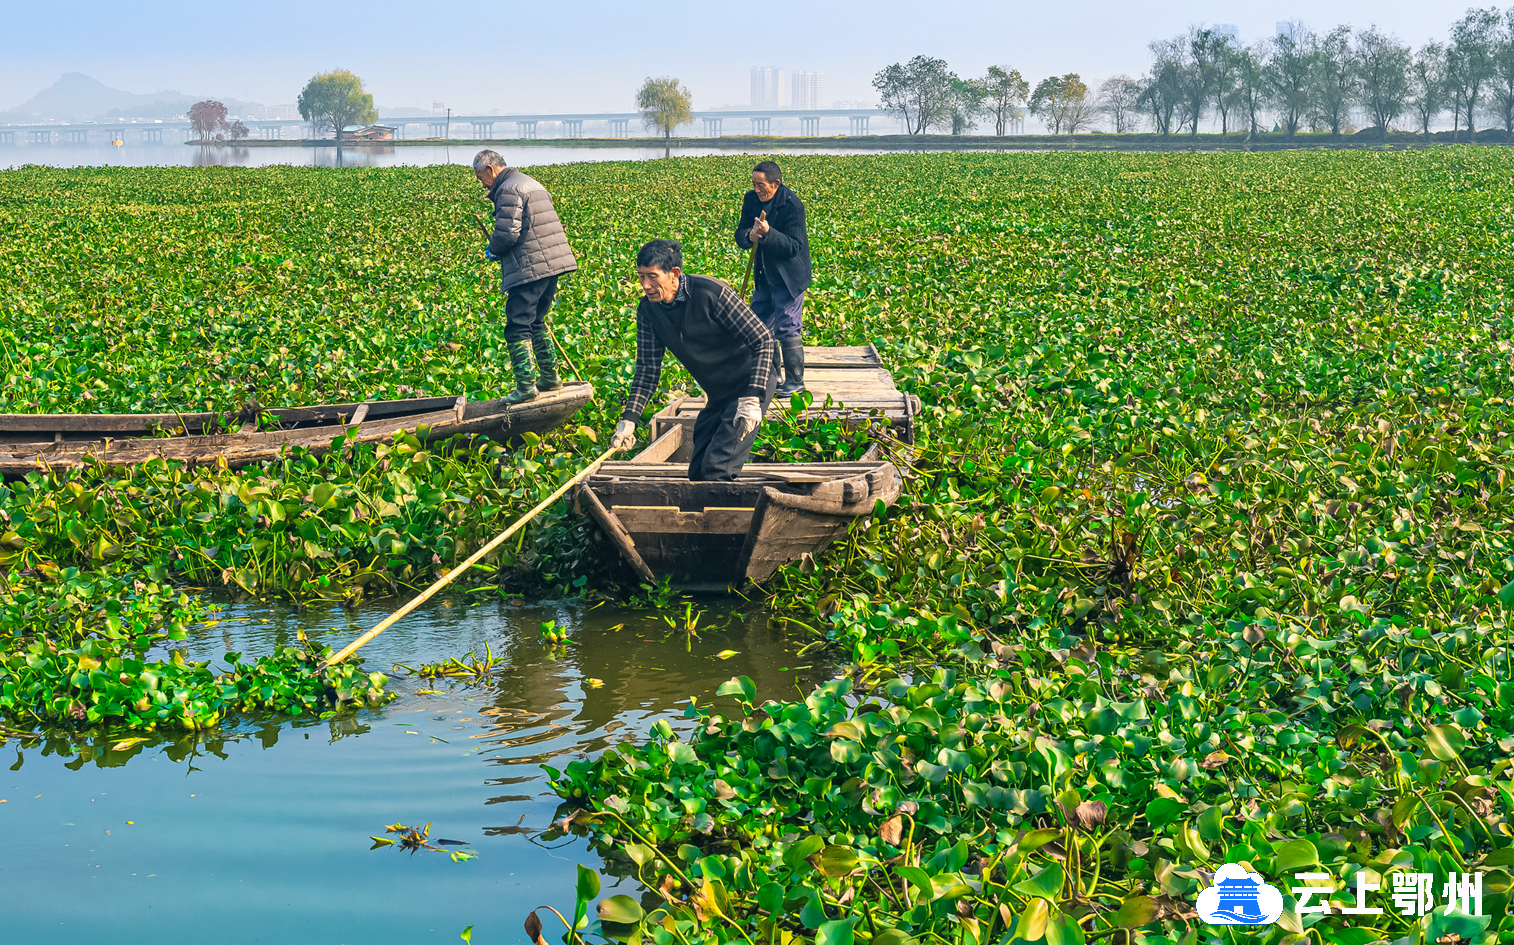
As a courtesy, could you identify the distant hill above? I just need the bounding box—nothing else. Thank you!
[0,73,288,122]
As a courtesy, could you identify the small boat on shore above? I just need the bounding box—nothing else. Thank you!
[0,385,594,477]
[576,345,911,590]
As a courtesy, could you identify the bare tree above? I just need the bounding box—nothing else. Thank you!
[1209,33,1243,133]
[1355,27,1412,139]
[1029,74,1094,134]
[1491,7,1514,135]
[1267,22,1316,135]
[1447,7,1501,140]
[873,56,956,134]
[188,100,228,141]
[1311,25,1357,135]
[1409,42,1449,136]
[1097,75,1144,132]
[1232,42,1270,134]
[983,65,1030,135]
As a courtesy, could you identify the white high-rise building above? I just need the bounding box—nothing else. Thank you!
[751,67,787,108]
[793,71,825,110]
[1213,24,1238,41]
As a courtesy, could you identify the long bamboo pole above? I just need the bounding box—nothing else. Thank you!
[321,444,621,667]
[739,210,767,298]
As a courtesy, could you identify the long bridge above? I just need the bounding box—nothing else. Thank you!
[0,108,948,145]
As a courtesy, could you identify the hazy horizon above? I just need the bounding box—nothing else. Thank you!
[2,0,1468,116]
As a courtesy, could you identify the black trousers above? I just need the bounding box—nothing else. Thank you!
[503,275,558,342]
[687,378,777,482]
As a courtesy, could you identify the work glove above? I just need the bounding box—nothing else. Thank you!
[734,397,763,441]
[611,419,637,451]
[484,246,498,262]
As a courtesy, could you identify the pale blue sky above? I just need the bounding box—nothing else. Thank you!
[0,0,1470,113]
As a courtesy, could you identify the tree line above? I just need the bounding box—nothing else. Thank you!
[875,6,1514,139]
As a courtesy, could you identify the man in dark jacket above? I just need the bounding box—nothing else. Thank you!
[735,160,811,397]
[474,149,578,404]
[611,240,778,481]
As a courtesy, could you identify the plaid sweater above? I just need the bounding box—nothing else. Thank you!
[622,275,777,423]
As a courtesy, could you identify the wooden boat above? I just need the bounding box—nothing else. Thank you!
[649,345,920,446]
[575,345,912,590]
[0,384,594,477]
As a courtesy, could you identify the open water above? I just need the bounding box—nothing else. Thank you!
[0,141,963,170]
[2,594,832,944]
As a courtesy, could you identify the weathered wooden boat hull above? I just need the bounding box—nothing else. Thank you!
[578,438,901,590]
[648,345,920,449]
[0,385,593,477]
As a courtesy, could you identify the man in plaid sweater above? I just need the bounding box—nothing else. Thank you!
[611,240,778,481]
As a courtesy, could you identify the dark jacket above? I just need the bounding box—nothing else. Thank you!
[734,183,811,299]
[622,275,778,422]
[487,168,578,291]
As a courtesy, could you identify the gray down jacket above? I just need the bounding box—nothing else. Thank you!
[486,168,578,291]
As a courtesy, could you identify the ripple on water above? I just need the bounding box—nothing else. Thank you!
[2,593,833,944]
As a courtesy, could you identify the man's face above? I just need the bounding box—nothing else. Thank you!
[752,171,778,201]
[475,165,499,189]
[638,265,682,302]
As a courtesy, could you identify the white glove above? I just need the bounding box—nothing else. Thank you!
[734,397,763,441]
[611,419,637,451]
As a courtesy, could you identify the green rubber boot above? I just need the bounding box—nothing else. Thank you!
[531,331,562,392]
[503,339,538,405]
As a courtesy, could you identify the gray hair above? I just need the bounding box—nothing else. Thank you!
[472,149,506,173]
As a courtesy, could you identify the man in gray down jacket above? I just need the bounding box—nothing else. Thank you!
[474,149,579,404]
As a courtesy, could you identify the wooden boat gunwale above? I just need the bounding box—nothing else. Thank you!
[0,384,595,476]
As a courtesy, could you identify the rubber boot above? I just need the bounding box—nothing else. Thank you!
[776,338,806,397]
[502,339,538,405]
[531,331,562,392]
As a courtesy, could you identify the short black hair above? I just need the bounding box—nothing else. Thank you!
[753,160,782,182]
[636,239,683,272]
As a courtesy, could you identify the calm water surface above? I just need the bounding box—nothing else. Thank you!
[0,141,1019,170]
[2,594,833,944]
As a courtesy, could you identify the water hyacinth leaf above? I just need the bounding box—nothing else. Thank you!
[1044,914,1085,945]
[1113,896,1158,929]
[524,909,547,945]
[1144,796,1185,828]
[1425,725,1463,761]
[598,895,645,924]
[1013,862,1065,900]
[870,931,916,945]
[715,675,756,704]
[799,892,827,930]
[1018,827,1063,852]
[819,844,860,877]
[1273,839,1320,872]
[816,918,858,945]
[783,834,825,869]
[756,882,784,914]
[1015,898,1051,942]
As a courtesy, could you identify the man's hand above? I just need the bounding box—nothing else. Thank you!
[751,217,770,238]
[734,397,763,441]
[484,246,498,262]
[611,419,637,451]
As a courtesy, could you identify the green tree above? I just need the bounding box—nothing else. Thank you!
[1029,74,1094,134]
[636,77,692,141]
[297,70,377,149]
[873,56,955,134]
[1492,8,1514,135]
[983,66,1030,135]
[949,76,988,134]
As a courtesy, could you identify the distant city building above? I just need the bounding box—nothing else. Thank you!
[832,100,874,110]
[793,71,825,110]
[751,67,787,108]
[1214,23,1238,41]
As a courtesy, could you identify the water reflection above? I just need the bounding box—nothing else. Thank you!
[1,594,832,945]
